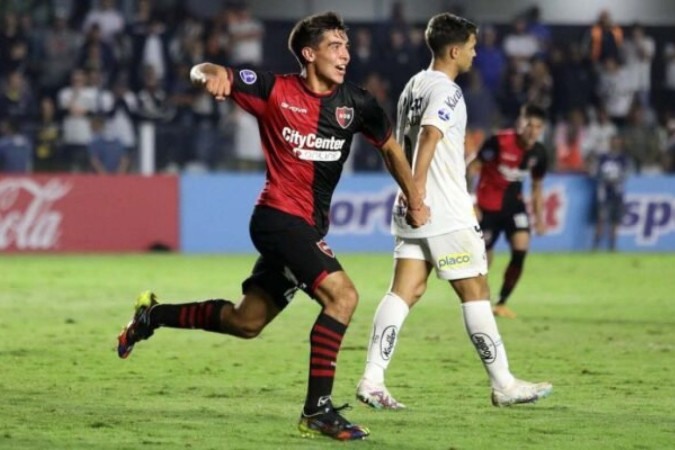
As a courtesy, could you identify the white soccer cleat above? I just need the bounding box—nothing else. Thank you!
[491,379,553,407]
[356,379,406,410]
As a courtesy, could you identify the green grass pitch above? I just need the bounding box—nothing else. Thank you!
[1,252,674,449]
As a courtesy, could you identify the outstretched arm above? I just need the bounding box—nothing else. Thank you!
[378,135,430,228]
[190,63,232,100]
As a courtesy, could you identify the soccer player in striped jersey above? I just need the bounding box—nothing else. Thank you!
[116,12,429,441]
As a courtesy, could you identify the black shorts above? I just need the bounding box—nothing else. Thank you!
[242,206,343,309]
[480,203,530,250]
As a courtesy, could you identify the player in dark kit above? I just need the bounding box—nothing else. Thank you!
[116,12,429,441]
[468,104,548,319]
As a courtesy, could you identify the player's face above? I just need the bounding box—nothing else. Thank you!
[518,115,545,149]
[457,33,477,73]
[311,29,350,88]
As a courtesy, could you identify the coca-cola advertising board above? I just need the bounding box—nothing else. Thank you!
[0,175,178,252]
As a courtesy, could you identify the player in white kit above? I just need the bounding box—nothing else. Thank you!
[356,13,552,409]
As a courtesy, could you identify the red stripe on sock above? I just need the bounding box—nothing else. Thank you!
[313,324,343,342]
[204,303,213,328]
[310,369,335,377]
[310,335,340,351]
[311,357,335,367]
[188,305,197,328]
[311,347,337,358]
[179,306,188,327]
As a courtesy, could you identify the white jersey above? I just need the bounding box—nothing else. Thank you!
[391,69,478,238]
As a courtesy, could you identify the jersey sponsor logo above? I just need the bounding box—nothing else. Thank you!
[293,149,341,161]
[438,108,451,121]
[282,127,346,161]
[445,90,463,110]
[335,106,354,129]
[497,163,529,182]
[316,239,335,258]
[280,101,307,114]
[471,333,497,364]
[437,252,471,268]
[239,69,257,84]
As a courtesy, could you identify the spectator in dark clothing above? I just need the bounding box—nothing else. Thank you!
[0,71,37,124]
[33,97,62,172]
[584,10,623,64]
[0,119,33,173]
[474,25,506,97]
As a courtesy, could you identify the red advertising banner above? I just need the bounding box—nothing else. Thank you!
[0,175,179,252]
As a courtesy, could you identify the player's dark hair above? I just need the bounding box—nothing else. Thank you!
[522,103,548,121]
[288,11,348,68]
[425,13,477,57]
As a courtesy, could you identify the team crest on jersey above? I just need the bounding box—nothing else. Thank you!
[239,69,257,84]
[335,106,354,129]
[316,239,335,258]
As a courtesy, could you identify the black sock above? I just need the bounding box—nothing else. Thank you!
[498,250,526,304]
[304,313,347,414]
[148,299,231,332]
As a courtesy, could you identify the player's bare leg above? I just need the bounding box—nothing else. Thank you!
[357,258,431,410]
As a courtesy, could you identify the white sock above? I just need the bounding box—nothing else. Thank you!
[461,300,515,390]
[362,292,410,384]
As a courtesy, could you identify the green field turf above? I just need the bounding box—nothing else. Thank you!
[1,252,674,450]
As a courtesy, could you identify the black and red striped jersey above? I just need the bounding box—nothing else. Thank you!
[228,68,392,235]
[476,129,547,212]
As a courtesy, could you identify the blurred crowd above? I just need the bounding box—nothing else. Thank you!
[1,1,675,176]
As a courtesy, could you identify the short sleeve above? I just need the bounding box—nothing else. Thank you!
[420,83,462,136]
[358,93,392,148]
[477,136,499,163]
[530,143,548,179]
[230,68,276,117]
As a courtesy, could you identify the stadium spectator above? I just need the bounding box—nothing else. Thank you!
[0,71,37,125]
[347,27,377,85]
[592,135,629,251]
[597,57,637,127]
[37,10,82,98]
[226,3,265,68]
[129,14,172,89]
[584,10,623,65]
[473,24,507,97]
[107,76,138,166]
[622,23,655,107]
[502,15,539,74]
[87,115,129,174]
[553,107,590,173]
[115,11,428,441]
[82,0,125,44]
[31,97,62,172]
[469,104,550,319]
[662,42,675,109]
[621,104,664,174]
[0,119,33,173]
[549,43,595,122]
[355,15,551,412]
[525,58,553,111]
[524,5,551,57]
[57,68,99,171]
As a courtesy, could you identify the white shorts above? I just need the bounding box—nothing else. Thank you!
[394,227,488,281]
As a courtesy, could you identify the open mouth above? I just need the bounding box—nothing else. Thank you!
[336,65,347,75]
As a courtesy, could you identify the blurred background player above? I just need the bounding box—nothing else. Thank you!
[356,13,552,411]
[116,11,428,442]
[469,104,548,319]
[592,135,629,251]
